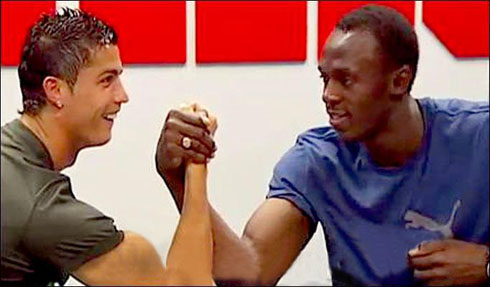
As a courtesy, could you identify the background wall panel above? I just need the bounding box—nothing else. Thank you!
[423,1,489,58]
[1,1,56,66]
[80,1,186,64]
[196,1,307,63]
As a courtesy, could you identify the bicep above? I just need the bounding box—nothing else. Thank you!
[242,198,313,285]
[72,231,168,286]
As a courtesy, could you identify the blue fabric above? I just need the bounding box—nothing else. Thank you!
[267,98,489,285]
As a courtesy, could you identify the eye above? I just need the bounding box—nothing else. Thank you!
[342,77,353,87]
[100,75,115,86]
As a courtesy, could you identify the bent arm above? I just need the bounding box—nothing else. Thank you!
[72,164,215,286]
[72,231,168,285]
[212,198,313,286]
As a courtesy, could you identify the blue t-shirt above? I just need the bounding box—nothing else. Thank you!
[267,98,489,285]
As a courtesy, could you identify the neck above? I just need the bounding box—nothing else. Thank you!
[20,113,79,171]
[364,95,424,167]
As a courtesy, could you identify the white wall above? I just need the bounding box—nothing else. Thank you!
[1,1,488,286]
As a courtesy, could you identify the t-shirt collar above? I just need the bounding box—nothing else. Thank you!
[10,119,55,170]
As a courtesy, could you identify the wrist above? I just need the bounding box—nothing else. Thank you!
[160,165,186,212]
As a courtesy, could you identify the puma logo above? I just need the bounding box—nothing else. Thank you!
[404,200,461,238]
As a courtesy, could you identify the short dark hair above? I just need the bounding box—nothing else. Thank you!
[336,4,419,92]
[18,7,118,115]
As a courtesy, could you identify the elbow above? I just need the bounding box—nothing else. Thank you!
[213,242,267,286]
[164,267,215,286]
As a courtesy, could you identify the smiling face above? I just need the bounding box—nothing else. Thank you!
[59,44,128,149]
[319,29,395,142]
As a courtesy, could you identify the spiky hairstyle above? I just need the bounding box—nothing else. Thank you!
[18,7,117,115]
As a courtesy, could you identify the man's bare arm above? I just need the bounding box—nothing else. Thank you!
[155,106,313,285]
[72,110,217,286]
[72,164,216,286]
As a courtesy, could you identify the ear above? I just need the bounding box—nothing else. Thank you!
[42,76,68,109]
[389,65,412,97]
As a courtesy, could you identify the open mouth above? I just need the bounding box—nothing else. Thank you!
[328,110,350,128]
[103,113,118,122]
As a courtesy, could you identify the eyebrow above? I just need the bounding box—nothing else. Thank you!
[317,65,352,76]
[98,69,123,78]
[332,68,351,76]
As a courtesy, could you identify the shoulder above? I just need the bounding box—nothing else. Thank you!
[296,126,340,144]
[421,97,488,122]
[291,126,342,158]
[421,97,488,136]
[273,126,349,176]
[24,177,120,248]
[23,180,123,271]
[1,154,68,238]
[29,177,116,230]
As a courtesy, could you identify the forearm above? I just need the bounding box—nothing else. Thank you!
[210,207,262,285]
[163,169,261,285]
[161,166,185,212]
[165,163,214,285]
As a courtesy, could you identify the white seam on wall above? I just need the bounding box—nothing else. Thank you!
[414,0,423,31]
[307,1,318,65]
[186,1,196,67]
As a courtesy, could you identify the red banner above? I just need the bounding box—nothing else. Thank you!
[1,1,56,66]
[80,1,186,64]
[1,1,488,66]
[423,1,489,58]
[196,1,307,63]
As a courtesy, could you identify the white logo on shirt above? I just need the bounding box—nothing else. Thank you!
[404,200,461,238]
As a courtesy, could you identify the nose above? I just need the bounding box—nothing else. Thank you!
[114,79,129,104]
[322,81,342,107]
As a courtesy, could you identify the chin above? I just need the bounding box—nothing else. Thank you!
[336,129,363,142]
[88,134,112,148]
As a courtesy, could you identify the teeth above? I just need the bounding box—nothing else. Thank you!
[104,113,117,120]
[330,111,346,117]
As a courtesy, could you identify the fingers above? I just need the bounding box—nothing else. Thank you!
[189,102,218,135]
[167,142,208,165]
[413,268,453,286]
[408,240,447,271]
[170,107,208,132]
[409,252,445,270]
[165,110,216,152]
[409,240,488,285]
[157,103,218,170]
[182,102,210,128]
[408,240,446,258]
[414,267,446,281]
[166,131,215,159]
[203,112,218,136]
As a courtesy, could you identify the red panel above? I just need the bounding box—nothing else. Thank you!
[80,1,186,64]
[196,1,307,63]
[318,1,415,59]
[1,1,56,66]
[423,1,488,58]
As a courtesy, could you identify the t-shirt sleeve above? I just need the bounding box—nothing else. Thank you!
[22,177,124,273]
[267,139,319,236]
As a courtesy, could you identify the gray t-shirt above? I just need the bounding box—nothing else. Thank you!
[1,119,124,286]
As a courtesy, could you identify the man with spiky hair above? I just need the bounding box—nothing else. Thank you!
[2,8,217,286]
[156,4,489,286]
